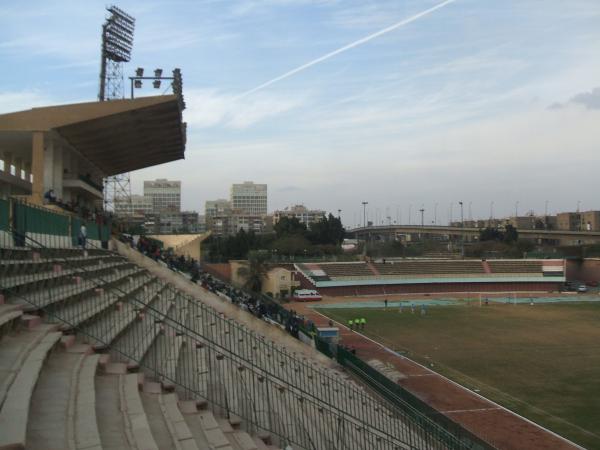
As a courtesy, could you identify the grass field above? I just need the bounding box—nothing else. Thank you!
[318,302,600,449]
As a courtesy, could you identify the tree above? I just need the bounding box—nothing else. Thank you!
[308,214,345,245]
[503,224,519,244]
[479,227,503,242]
[236,250,269,292]
[271,235,312,256]
[274,216,306,238]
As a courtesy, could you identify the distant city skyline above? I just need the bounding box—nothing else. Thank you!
[1,1,599,225]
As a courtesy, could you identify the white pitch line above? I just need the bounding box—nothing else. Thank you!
[237,0,456,98]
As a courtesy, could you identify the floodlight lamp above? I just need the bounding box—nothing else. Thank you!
[153,80,161,89]
[135,67,144,77]
[154,68,163,78]
[134,80,143,88]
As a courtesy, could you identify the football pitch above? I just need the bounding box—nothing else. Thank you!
[318,302,600,449]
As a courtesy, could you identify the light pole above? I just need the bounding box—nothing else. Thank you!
[490,201,494,221]
[419,208,425,227]
[434,202,438,225]
[461,201,466,256]
[468,201,472,221]
[129,67,182,99]
[362,202,368,228]
[577,200,581,212]
[515,201,519,218]
[337,209,341,219]
[409,204,412,225]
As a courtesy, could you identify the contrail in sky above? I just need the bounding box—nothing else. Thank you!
[238,0,456,98]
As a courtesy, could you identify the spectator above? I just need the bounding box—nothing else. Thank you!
[79,224,87,249]
[44,189,57,204]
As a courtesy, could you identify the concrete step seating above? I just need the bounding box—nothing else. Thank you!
[0,255,126,287]
[5,266,146,311]
[0,307,62,449]
[0,247,107,262]
[47,274,153,331]
[0,246,426,450]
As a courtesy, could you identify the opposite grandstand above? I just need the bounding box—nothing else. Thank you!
[294,260,566,297]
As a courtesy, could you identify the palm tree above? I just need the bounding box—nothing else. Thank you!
[236,250,269,293]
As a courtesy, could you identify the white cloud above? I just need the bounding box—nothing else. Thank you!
[0,90,55,114]
[183,89,307,129]
[230,0,337,16]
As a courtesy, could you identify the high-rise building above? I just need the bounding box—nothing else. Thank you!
[114,194,152,217]
[144,179,181,212]
[230,181,267,215]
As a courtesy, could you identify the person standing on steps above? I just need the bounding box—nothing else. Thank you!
[79,223,87,249]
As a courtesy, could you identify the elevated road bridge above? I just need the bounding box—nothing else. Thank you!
[348,224,600,244]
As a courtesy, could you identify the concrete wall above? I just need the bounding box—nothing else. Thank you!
[202,263,232,282]
[566,258,600,283]
[149,233,210,261]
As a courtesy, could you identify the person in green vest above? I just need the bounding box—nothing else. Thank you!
[360,317,366,330]
[348,319,354,330]
[355,318,361,330]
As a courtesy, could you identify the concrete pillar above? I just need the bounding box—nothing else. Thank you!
[15,157,23,180]
[31,132,45,204]
[53,144,63,200]
[3,152,12,174]
[43,137,54,193]
[24,161,32,183]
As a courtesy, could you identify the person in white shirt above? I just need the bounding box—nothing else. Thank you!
[79,224,87,249]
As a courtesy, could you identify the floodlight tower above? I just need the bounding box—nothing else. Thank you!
[98,6,135,214]
[99,5,135,101]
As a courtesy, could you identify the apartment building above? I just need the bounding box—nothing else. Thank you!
[230,181,267,215]
[144,179,181,212]
[273,204,325,228]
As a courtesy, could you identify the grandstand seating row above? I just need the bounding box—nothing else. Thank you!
[299,260,549,280]
[0,246,433,450]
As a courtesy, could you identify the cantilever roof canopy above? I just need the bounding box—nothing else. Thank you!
[0,95,186,176]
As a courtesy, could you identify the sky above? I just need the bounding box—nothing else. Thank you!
[1,0,600,227]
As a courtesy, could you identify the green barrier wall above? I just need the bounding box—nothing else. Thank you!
[24,204,70,236]
[0,198,9,231]
[335,346,491,450]
[0,199,110,246]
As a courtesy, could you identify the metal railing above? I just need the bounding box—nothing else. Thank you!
[0,199,489,450]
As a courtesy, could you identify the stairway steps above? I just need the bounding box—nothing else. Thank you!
[0,331,62,449]
[120,373,159,450]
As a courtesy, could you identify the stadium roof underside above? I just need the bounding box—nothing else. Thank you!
[0,95,186,176]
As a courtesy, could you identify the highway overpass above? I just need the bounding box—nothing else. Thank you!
[348,225,600,244]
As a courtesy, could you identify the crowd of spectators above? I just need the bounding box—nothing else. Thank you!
[122,233,316,340]
[43,188,112,225]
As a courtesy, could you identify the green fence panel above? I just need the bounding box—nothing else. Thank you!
[100,223,110,242]
[71,218,102,242]
[71,217,82,246]
[13,203,28,246]
[23,204,70,236]
[335,347,491,450]
[315,336,334,358]
[87,222,100,240]
[0,198,9,231]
